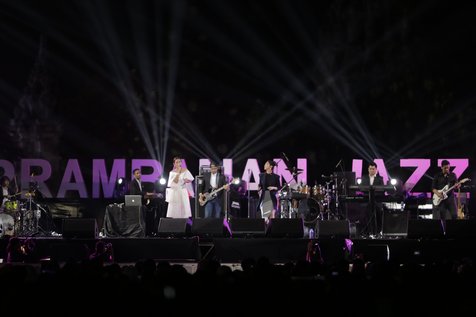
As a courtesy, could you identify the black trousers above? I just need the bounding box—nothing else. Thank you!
[366,202,383,235]
[433,196,457,220]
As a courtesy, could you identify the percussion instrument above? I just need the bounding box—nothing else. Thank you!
[0,213,15,237]
[4,200,19,213]
[298,198,323,224]
[312,184,326,200]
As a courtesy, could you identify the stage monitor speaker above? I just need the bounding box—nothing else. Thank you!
[445,219,476,238]
[382,210,409,237]
[266,218,304,238]
[49,243,91,262]
[62,218,98,239]
[158,218,191,237]
[191,218,229,237]
[353,244,390,263]
[407,219,444,239]
[317,220,350,238]
[229,218,266,237]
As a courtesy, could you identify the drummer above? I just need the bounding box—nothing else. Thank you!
[1,176,17,210]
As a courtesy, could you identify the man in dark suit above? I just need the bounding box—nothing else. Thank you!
[129,168,155,201]
[199,162,229,218]
[361,162,384,237]
[129,168,144,196]
[129,168,159,233]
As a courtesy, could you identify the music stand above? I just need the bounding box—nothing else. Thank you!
[334,171,356,196]
[333,171,356,219]
[349,185,395,237]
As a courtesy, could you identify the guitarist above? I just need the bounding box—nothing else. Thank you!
[199,162,229,218]
[432,160,459,220]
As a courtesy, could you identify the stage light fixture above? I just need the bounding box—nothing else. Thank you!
[114,177,127,199]
[390,178,397,186]
[356,178,362,185]
[155,176,168,193]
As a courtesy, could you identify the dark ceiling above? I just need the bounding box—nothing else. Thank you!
[1,0,475,184]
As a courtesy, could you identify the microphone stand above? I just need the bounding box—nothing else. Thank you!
[279,175,292,219]
[247,169,251,218]
[223,172,230,221]
[336,160,347,220]
[332,173,339,220]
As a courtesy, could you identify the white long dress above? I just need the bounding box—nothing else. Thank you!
[166,170,194,218]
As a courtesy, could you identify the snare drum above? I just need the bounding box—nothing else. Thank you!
[0,213,15,237]
[4,200,18,213]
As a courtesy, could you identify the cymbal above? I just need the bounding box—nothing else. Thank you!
[285,167,304,172]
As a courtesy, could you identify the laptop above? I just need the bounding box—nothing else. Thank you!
[124,195,142,207]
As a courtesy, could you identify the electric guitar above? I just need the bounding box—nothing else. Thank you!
[199,179,235,207]
[432,178,470,206]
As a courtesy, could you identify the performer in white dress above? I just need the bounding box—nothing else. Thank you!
[166,157,194,218]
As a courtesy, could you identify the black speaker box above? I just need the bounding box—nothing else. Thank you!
[62,218,98,239]
[266,218,304,238]
[445,219,476,238]
[354,244,390,263]
[382,210,409,237]
[158,218,191,237]
[229,218,266,237]
[407,219,444,239]
[49,243,91,261]
[317,220,350,238]
[191,218,228,237]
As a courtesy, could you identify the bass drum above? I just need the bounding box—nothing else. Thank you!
[298,198,322,224]
[0,213,15,237]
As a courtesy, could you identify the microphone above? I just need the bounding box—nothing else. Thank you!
[282,152,290,162]
[335,159,342,169]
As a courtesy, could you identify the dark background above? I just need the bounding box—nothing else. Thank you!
[1,0,475,195]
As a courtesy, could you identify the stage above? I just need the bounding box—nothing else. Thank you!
[1,235,476,265]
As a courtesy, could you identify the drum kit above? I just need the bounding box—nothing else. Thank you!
[279,168,342,224]
[0,191,42,238]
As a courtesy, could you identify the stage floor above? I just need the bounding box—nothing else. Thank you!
[1,236,476,265]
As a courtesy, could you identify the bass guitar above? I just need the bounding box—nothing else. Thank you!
[199,179,236,207]
[432,178,470,206]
